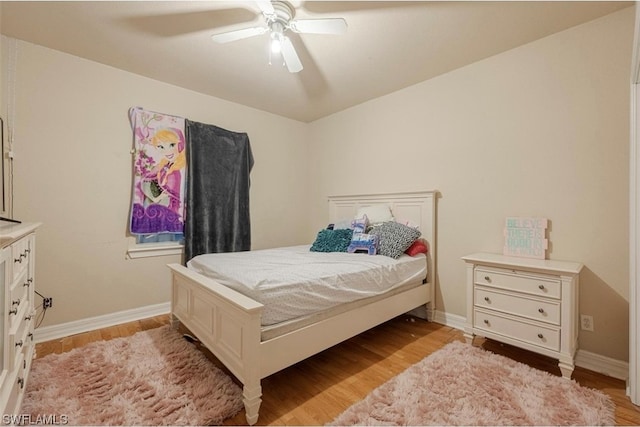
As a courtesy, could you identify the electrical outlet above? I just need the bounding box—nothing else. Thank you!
[580,314,594,331]
[43,297,53,309]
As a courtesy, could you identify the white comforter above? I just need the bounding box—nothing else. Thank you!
[187,245,427,326]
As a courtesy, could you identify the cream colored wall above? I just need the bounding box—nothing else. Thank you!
[308,8,634,361]
[3,37,310,326]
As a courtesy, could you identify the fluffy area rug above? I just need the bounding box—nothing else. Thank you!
[330,341,615,426]
[23,326,243,425]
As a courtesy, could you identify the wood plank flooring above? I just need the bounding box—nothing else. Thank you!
[35,314,640,425]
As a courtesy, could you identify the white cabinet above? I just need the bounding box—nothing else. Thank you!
[462,252,583,379]
[0,223,40,415]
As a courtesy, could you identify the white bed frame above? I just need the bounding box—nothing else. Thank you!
[168,190,437,425]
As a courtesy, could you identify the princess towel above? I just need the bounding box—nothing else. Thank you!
[129,107,186,234]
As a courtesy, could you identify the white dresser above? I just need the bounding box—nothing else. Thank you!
[462,252,583,379]
[0,222,41,415]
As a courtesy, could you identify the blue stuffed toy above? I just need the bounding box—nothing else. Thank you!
[347,233,379,255]
[347,215,379,255]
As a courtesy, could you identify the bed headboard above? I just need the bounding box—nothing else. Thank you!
[327,190,438,290]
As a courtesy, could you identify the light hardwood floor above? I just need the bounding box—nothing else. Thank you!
[35,314,640,426]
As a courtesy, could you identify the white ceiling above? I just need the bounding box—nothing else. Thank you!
[0,1,632,122]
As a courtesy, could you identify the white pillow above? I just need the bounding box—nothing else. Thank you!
[355,204,394,226]
[332,219,353,230]
[395,219,421,231]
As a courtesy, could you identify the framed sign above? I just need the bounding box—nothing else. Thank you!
[503,217,548,259]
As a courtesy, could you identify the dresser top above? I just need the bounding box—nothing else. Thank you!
[462,252,583,275]
[0,222,41,247]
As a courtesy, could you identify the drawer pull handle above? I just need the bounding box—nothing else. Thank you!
[17,377,24,389]
[9,309,17,316]
[538,308,545,314]
[538,284,545,290]
[483,319,489,325]
[24,315,32,321]
[537,333,544,339]
[11,299,20,306]
[484,296,490,302]
[484,276,491,282]
[28,333,33,341]
[14,257,22,264]
[15,340,23,348]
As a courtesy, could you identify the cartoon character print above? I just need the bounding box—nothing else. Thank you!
[130,108,186,234]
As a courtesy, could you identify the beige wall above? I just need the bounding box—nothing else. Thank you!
[308,8,634,361]
[1,6,635,362]
[3,37,310,326]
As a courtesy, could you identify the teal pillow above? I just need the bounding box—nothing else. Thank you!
[310,228,352,253]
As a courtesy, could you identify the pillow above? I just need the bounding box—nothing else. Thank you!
[332,219,353,230]
[395,219,420,231]
[405,239,428,256]
[370,221,422,259]
[310,228,353,253]
[355,205,394,226]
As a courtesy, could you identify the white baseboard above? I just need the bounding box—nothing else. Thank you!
[431,309,467,330]
[574,348,629,381]
[33,302,171,344]
[433,310,629,381]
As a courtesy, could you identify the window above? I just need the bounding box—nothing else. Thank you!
[127,232,184,259]
[135,232,184,245]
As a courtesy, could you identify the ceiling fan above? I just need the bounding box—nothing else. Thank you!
[211,1,348,73]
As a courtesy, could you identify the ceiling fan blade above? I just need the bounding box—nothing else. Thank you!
[211,26,268,43]
[256,0,274,15]
[281,36,303,73]
[289,18,347,35]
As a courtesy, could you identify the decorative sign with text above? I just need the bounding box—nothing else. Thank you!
[503,217,548,259]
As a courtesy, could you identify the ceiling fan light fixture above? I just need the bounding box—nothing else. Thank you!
[270,30,283,54]
[270,21,285,54]
[210,0,347,73]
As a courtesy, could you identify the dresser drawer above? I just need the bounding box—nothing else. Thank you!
[9,270,29,313]
[474,308,560,352]
[4,354,26,416]
[9,315,32,370]
[8,292,29,331]
[474,267,561,299]
[475,286,560,325]
[11,239,30,282]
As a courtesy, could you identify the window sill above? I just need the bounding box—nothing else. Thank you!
[127,243,183,259]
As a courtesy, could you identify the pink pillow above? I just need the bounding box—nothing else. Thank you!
[405,239,428,256]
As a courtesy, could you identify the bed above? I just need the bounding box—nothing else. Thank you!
[167,190,437,425]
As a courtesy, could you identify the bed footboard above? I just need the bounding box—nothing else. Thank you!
[168,263,264,425]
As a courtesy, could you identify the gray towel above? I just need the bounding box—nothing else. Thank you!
[184,120,254,263]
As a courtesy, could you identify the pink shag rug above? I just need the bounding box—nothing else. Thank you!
[330,341,615,426]
[23,326,243,425]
